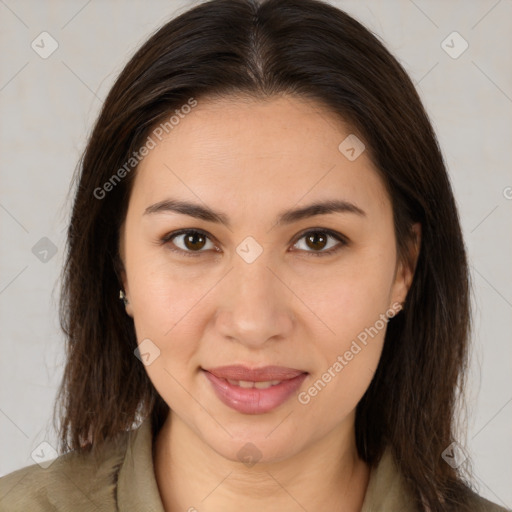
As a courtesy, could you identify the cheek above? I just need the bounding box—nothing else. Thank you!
[125,236,212,336]
[127,261,205,411]
[304,244,397,345]
[298,292,390,421]
[298,340,384,425]
[295,247,395,409]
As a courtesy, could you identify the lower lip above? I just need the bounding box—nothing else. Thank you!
[203,370,308,414]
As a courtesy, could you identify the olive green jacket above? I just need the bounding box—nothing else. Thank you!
[0,417,508,511]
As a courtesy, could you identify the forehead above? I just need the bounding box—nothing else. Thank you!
[129,94,390,220]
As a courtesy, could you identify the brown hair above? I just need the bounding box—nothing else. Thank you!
[54,0,475,509]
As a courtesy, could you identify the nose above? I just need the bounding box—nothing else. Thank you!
[214,256,294,349]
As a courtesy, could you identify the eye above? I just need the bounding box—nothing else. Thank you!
[161,229,217,258]
[291,228,348,257]
[160,228,348,258]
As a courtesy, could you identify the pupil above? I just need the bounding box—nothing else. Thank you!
[185,232,205,251]
[307,232,326,251]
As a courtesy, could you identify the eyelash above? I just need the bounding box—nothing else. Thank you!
[160,228,348,258]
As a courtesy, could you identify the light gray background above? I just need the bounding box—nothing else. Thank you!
[1,0,511,508]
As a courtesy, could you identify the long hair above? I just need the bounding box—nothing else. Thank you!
[54,0,474,509]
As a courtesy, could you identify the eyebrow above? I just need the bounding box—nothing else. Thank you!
[143,198,366,228]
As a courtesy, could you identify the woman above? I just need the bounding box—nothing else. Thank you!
[0,0,507,510]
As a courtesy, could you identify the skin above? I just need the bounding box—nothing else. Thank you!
[118,94,420,512]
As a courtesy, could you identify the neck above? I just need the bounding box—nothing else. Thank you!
[153,411,370,512]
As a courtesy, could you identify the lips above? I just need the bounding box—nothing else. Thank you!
[202,365,308,414]
[204,365,306,382]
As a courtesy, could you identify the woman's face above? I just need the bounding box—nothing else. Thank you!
[119,94,417,463]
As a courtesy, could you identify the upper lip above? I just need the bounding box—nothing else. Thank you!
[203,365,307,382]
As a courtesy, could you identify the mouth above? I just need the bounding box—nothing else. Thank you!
[201,365,308,414]
[222,379,284,389]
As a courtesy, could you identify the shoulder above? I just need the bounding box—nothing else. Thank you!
[0,431,130,512]
[464,487,510,512]
[363,447,510,512]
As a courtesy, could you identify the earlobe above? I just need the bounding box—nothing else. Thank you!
[119,289,134,317]
[125,302,134,318]
[115,247,134,318]
[391,222,422,306]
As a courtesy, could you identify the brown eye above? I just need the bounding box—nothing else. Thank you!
[305,232,328,251]
[163,229,216,257]
[182,231,207,251]
[292,229,347,257]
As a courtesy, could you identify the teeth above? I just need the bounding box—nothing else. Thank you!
[254,380,281,389]
[227,379,282,389]
[234,380,255,388]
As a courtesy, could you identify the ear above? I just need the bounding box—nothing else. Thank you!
[119,267,134,318]
[390,222,421,308]
[117,229,134,318]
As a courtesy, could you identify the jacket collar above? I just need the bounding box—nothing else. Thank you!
[117,416,415,511]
